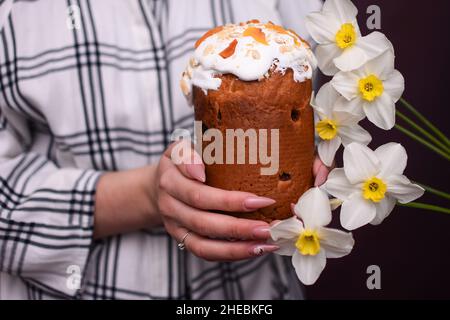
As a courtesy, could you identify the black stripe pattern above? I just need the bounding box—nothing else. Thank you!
[0,0,319,299]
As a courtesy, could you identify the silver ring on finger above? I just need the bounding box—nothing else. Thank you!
[177,231,192,251]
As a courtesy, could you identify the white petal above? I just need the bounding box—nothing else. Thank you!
[323,0,358,25]
[314,82,340,117]
[383,70,405,102]
[318,137,342,167]
[364,49,395,80]
[311,91,328,119]
[334,110,365,126]
[324,168,359,201]
[329,198,344,211]
[331,71,360,100]
[292,250,326,286]
[318,227,355,258]
[363,93,396,130]
[311,96,326,119]
[340,193,376,230]
[339,124,372,146]
[333,45,367,73]
[334,32,391,73]
[375,143,408,177]
[312,108,327,121]
[355,31,392,64]
[270,217,304,241]
[316,43,341,76]
[386,175,425,204]
[270,238,297,256]
[371,195,396,225]
[305,12,340,44]
[343,142,380,183]
[334,95,365,117]
[294,187,332,229]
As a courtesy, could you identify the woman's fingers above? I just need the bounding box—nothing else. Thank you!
[160,167,275,212]
[160,194,271,240]
[315,165,329,186]
[159,140,279,261]
[163,141,275,212]
[313,155,323,176]
[313,155,333,187]
[167,224,279,262]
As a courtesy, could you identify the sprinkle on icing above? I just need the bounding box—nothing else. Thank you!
[219,39,238,59]
[195,26,224,49]
[181,20,317,104]
[243,27,269,45]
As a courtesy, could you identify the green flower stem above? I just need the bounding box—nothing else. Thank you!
[396,110,450,154]
[399,202,450,215]
[394,124,450,161]
[399,98,450,147]
[414,182,450,201]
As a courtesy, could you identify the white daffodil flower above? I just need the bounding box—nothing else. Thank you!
[270,188,354,285]
[324,142,424,230]
[331,50,405,130]
[312,83,372,167]
[305,0,391,75]
[329,198,343,211]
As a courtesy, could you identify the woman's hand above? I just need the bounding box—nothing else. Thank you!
[94,141,332,262]
[313,154,333,187]
[152,142,279,262]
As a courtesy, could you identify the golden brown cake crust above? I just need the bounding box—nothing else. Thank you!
[193,69,315,222]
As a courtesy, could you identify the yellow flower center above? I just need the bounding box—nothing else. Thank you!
[359,74,384,102]
[295,229,321,256]
[316,119,338,141]
[335,23,357,49]
[362,177,387,203]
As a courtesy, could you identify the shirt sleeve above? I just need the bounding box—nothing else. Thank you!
[0,101,102,298]
[0,0,13,32]
[0,104,101,298]
[0,3,101,296]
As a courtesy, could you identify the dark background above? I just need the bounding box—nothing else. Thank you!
[305,0,450,299]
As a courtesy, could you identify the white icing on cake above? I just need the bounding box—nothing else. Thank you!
[181,21,317,105]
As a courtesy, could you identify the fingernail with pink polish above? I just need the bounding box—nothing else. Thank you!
[314,166,328,187]
[250,245,279,257]
[252,226,271,239]
[290,203,296,212]
[187,164,206,182]
[244,197,276,210]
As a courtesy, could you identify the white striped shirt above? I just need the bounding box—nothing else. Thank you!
[0,0,322,300]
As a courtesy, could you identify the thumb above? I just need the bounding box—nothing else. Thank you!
[165,140,205,183]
